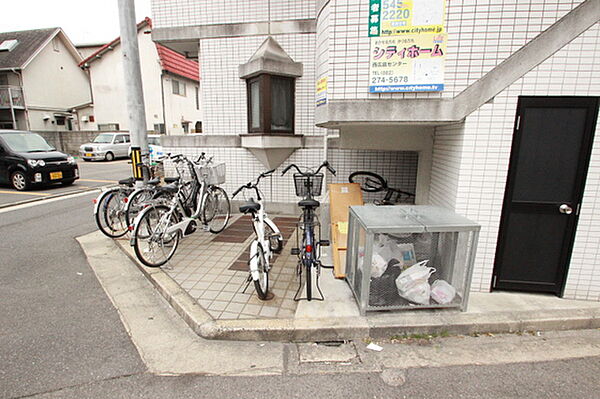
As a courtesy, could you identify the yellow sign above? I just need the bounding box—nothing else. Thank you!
[369,33,447,92]
[316,76,328,106]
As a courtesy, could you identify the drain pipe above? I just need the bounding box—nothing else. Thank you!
[117,0,149,185]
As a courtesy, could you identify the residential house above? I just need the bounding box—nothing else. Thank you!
[0,28,92,131]
[150,0,600,302]
[78,18,202,135]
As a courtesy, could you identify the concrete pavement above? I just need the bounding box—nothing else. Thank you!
[83,229,600,343]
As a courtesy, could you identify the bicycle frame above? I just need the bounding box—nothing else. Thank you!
[248,197,281,281]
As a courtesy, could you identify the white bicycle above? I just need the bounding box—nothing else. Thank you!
[232,170,283,299]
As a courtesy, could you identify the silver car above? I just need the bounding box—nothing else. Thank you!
[79,133,130,162]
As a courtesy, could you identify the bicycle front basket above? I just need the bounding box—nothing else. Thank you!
[196,163,226,185]
[293,173,323,197]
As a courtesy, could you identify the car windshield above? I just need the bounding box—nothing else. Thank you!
[93,134,114,143]
[1,133,54,153]
[148,137,161,146]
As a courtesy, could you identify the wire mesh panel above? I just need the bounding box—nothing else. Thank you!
[293,173,323,197]
[345,205,480,315]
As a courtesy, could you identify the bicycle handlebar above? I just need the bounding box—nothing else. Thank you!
[281,161,336,176]
[232,169,275,199]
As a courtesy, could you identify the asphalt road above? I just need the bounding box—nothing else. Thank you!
[1,193,599,398]
[0,159,132,207]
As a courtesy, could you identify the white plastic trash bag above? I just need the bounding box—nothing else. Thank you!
[430,279,456,304]
[371,253,388,279]
[398,281,431,305]
[395,260,435,291]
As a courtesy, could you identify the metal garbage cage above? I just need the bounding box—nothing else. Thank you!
[345,205,480,315]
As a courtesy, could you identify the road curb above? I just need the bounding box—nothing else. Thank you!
[111,238,600,342]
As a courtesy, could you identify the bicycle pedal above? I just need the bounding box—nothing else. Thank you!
[202,225,210,232]
[291,248,300,255]
[319,240,330,246]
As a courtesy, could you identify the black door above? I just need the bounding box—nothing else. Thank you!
[492,96,599,296]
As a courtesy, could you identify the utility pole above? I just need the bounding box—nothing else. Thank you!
[117,0,149,184]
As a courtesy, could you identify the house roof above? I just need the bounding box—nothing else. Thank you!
[0,28,59,70]
[79,17,199,82]
[156,44,199,82]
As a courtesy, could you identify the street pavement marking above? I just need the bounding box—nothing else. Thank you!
[79,178,116,183]
[0,189,99,214]
[0,190,51,196]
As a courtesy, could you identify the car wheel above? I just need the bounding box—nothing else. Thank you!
[105,152,115,162]
[11,171,29,191]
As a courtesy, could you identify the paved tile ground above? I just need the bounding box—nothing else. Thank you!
[160,214,301,320]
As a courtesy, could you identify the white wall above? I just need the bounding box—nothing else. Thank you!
[430,22,600,300]
[22,35,91,131]
[162,74,202,134]
[88,30,163,132]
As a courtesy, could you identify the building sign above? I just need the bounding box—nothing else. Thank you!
[368,0,447,93]
[369,33,446,93]
[316,76,328,106]
[369,0,446,37]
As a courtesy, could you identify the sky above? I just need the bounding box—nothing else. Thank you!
[2,0,152,45]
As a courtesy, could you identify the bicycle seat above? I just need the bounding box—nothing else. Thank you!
[164,177,179,183]
[159,184,179,193]
[118,177,136,187]
[239,199,261,214]
[298,198,320,208]
[148,178,160,185]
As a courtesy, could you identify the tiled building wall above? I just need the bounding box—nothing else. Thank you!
[163,146,419,204]
[315,1,331,86]
[430,22,600,300]
[324,0,584,100]
[200,33,322,136]
[152,0,314,27]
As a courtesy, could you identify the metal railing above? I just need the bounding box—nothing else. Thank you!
[0,86,25,108]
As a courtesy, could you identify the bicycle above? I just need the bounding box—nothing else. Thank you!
[124,153,210,228]
[282,160,336,301]
[130,154,231,267]
[232,169,283,300]
[348,170,415,205]
[93,177,136,238]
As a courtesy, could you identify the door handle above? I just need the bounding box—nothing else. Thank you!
[559,204,573,215]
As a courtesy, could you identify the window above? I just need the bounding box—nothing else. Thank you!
[55,116,66,126]
[246,74,295,134]
[114,135,128,144]
[172,79,186,96]
[98,123,120,131]
[195,86,199,110]
[194,121,202,133]
[52,37,60,52]
[0,74,8,86]
[182,122,190,133]
[153,123,165,134]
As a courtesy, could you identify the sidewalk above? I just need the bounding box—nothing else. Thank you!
[96,214,600,342]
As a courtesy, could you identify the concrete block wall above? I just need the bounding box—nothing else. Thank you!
[34,130,108,155]
[429,21,600,300]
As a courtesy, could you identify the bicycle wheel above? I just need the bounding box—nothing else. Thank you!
[304,257,312,301]
[202,186,231,233]
[253,243,269,300]
[349,171,386,192]
[265,222,283,254]
[125,188,154,228]
[133,205,180,267]
[95,189,128,238]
